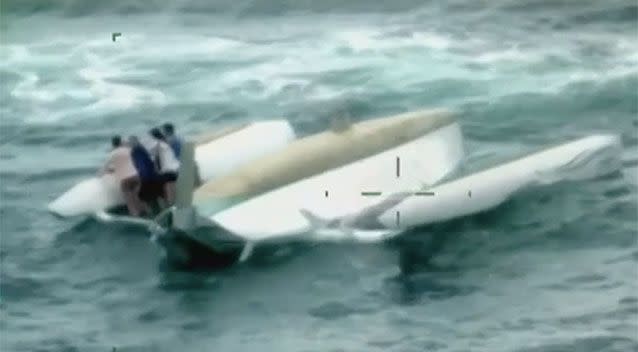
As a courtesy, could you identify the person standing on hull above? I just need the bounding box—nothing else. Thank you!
[129,135,163,213]
[162,122,202,186]
[162,123,182,159]
[98,135,147,217]
[149,128,180,206]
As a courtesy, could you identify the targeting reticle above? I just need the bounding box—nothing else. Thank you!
[323,156,438,227]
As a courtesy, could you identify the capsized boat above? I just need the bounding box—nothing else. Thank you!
[47,120,296,218]
[154,108,465,266]
[80,105,623,270]
[157,129,622,268]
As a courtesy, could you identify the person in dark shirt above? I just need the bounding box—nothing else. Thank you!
[162,122,202,185]
[149,127,180,206]
[128,135,164,211]
[162,123,183,159]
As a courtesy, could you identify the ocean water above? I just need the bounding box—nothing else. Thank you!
[1,0,637,351]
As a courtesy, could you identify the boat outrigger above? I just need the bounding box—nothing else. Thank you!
[48,120,296,217]
[48,108,623,268]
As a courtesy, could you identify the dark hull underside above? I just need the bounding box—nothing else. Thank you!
[99,207,246,269]
[155,228,245,270]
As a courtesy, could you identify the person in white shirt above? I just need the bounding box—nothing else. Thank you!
[149,128,180,206]
[98,135,149,217]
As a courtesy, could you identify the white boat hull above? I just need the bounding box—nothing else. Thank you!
[201,133,622,248]
[377,134,623,229]
[209,121,465,241]
[47,120,296,217]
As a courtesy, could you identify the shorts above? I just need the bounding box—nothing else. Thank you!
[160,172,178,183]
[139,179,164,202]
[120,176,140,194]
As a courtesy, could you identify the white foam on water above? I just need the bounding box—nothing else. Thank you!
[76,52,167,112]
[562,65,638,86]
[338,29,380,52]
[471,46,540,64]
[10,72,58,103]
[622,146,638,187]
[1,45,31,65]
[3,14,636,129]
[220,58,311,96]
[190,25,461,101]
[132,35,244,59]
[625,166,638,187]
[613,38,638,64]
[411,32,453,50]
[336,28,453,53]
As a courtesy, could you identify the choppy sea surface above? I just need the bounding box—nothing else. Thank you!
[1,1,637,351]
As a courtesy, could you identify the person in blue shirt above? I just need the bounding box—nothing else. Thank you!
[128,135,164,211]
[161,122,203,186]
[162,123,182,159]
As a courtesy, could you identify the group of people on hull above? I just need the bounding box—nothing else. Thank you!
[99,123,183,217]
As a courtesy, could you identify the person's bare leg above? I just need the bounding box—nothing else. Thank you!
[165,182,176,205]
[135,181,153,217]
[158,199,167,211]
[156,189,167,210]
[121,179,142,217]
[135,193,152,217]
[140,201,153,217]
[123,190,141,217]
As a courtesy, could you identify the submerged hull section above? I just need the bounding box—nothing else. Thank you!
[47,120,296,217]
[155,229,244,269]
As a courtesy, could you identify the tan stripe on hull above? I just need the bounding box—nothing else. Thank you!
[194,109,456,202]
